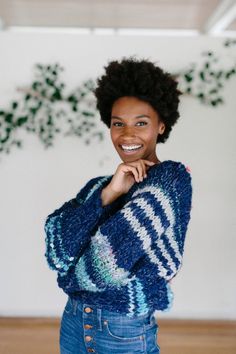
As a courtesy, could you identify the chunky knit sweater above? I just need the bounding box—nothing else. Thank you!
[44,160,192,318]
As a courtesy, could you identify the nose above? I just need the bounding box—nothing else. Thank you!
[122,126,136,138]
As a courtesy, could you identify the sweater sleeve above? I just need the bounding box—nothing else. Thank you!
[44,175,117,275]
[59,163,192,292]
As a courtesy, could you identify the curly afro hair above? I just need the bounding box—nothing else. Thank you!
[93,55,182,144]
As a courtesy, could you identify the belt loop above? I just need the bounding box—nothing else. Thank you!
[72,299,78,316]
[97,308,102,331]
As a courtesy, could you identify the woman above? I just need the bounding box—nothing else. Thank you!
[44,56,193,353]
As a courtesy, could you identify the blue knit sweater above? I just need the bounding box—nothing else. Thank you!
[44,160,192,318]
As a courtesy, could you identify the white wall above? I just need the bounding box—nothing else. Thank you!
[0,31,235,319]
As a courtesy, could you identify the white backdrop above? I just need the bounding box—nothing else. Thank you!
[0,31,235,319]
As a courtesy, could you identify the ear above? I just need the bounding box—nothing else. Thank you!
[159,122,165,135]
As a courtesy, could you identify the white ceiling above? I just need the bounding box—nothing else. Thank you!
[0,0,236,35]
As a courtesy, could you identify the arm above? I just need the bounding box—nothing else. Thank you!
[58,163,192,293]
[44,175,121,275]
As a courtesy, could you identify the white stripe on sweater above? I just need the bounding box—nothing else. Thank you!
[131,185,174,225]
[133,197,181,274]
[121,185,182,279]
[121,206,170,278]
[141,185,182,266]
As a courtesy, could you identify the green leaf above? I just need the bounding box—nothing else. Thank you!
[197,93,205,101]
[68,95,77,103]
[17,116,28,126]
[32,82,39,90]
[216,71,223,79]
[199,71,205,81]
[16,141,22,147]
[216,98,223,104]
[46,78,53,86]
[30,107,38,115]
[211,100,217,106]
[82,111,94,117]
[5,113,13,123]
[209,88,218,95]
[52,89,62,100]
[36,64,43,70]
[12,101,18,110]
[184,73,193,82]
[25,94,31,101]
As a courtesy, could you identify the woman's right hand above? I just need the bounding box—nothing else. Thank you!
[107,159,156,197]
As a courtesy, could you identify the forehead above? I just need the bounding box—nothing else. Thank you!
[112,96,154,114]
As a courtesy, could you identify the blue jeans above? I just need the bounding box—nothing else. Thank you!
[60,296,160,353]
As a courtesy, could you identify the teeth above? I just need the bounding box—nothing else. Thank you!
[121,145,142,150]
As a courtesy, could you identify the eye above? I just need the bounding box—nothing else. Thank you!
[136,121,147,126]
[112,121,147,127]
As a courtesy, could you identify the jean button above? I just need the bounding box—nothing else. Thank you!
[84,307,93,313]
[87,348,95,352]
[84,324,93,329]
[85,335,93,342]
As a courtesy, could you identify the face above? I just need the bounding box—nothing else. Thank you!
[110,96,165,163]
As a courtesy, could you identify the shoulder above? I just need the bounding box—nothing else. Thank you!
[149,159,190,173]
[145,160,192,212]
[147,159,191,182]
[144,159,192,201]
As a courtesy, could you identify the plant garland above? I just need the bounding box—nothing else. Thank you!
[175,38,236,106]
[0,64,104,155]
[0,38,235,156]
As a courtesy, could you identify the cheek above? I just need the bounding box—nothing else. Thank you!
[110,128,119,140]
[142,130,157,142]
[110,130,119,146]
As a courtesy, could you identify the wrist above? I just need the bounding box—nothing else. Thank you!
[101,184,123,206]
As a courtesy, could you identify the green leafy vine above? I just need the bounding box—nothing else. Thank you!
[0,38,235,156]
[175,38,236,106]
[0,63,103,155]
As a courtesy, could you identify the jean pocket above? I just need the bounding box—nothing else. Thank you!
[145,323,160,353]
[64,297,73,315]
[103,318,145,342]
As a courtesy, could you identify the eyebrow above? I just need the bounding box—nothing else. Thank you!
[111,114,150,120]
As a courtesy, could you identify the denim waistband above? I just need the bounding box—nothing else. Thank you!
[68,295,155,323]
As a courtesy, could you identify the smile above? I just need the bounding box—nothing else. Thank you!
[119,144,143,154]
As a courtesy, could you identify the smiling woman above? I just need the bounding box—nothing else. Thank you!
[44,56,192,354]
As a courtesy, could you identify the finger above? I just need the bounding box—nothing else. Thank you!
[139,160,147,179]
[136,163,144,182]
[124,165,140,183]
[124,162,144,182]
[123,160,154,181]
[130,166,139,182]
